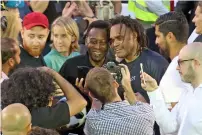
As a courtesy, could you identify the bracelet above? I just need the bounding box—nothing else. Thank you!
[85,15,97,19]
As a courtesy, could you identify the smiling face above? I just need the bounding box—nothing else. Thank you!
[110,24,137,60]
[86,28,108,63]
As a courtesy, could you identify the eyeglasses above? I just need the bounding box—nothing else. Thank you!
[177,59,194,67]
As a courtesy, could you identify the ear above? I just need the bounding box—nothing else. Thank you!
[8,58,15,68]
[71,36,76,43]
[133,32,137,39]
[113,80,119,89]
[85,37,88,47]
[166,32,176,41]
[21,29,24,39]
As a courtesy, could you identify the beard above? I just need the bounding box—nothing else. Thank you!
[181,66,195,83]
[8,61,21,77]
[159,41,170,60]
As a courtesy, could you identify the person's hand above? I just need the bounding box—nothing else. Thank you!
[119,64,131,90]
[75,78,87,94]
[140,72,158,92]
[62,2,78,18]
[77,1,94,17]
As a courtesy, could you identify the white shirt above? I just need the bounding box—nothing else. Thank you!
[159,56,191,107]
[0,72,9,83]
[188,29,199,44]
[148,83,202,135]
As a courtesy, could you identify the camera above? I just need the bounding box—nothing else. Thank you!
[103,62,122,84]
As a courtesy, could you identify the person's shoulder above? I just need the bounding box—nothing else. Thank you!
[63,54,86,65]
[142,49,169,64]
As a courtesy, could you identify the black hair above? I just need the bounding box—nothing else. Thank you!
[110,15,148,56]
[1,37,18,64]
[29,127,60,135]
[84,20,110,42]
[155,11,189,43]
[1,68,56,111]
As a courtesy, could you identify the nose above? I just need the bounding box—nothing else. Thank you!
[192,16,196,23]
[155,39,158,45]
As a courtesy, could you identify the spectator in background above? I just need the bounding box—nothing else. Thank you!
[44,17,80,72]
[141,42,202,135]
[192,1,202,42]
[1,67,87,129]
[19,12,49,68]
[1,103,32,135]
[0,9,22,40]
[175,1,198,36]
[29,127,60,135]
[84,66,155,135]
[1,38,21,83]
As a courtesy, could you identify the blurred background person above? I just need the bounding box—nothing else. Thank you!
[1,103,32,135]
[1,38,21,83]
[1,9,22,40]
[44,17,80,72]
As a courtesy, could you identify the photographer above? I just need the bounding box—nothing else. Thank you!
[84,64,155,135]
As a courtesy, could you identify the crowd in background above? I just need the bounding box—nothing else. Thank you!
[1,0,202,135]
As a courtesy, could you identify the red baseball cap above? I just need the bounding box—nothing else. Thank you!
[23,12,49,29]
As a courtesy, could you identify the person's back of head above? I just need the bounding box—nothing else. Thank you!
[1,37,21,76]
[155,11,189,44]
[1,103,32,135]
[85,67,119,104]
[1,67,56,111]
[28,127,59,135]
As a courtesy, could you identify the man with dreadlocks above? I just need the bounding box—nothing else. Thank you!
[110,16,169,134]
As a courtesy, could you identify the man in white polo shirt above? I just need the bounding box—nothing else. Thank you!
[141,42,202,135]
[154,11,192,110]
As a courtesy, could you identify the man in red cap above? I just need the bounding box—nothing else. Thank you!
[19,12,50,67]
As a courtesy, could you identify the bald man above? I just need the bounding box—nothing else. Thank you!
[1,103,32,135]
[140,42,202,135]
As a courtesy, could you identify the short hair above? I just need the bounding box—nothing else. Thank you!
[1,37,18,64]
[85,67,116,103]
[84,20,110,42]
[155,11,189,43]
[1,68,56,111]
[29,127,60,135]
[110,16,148,56]
[51,17,80,52]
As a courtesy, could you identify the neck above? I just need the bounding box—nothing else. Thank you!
[105,95,122,104]
[125,54,139,63]
[89,57,105,67]
[170,42,185,60]
[2,65,9,76]
[60,51,70,56]
[191,75,202,89]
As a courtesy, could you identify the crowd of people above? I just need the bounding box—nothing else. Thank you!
[1,0,202,135]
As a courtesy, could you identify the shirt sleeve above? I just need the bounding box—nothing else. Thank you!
[145,0,169,16]
[32,102,70,129]
[148,88,179,134]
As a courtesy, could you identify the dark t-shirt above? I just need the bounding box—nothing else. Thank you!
[121,49,169,103]
[19,47,46,68]
[31,102,70,129]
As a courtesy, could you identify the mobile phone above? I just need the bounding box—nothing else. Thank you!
[140,63,146,85]
[77,66,90,79]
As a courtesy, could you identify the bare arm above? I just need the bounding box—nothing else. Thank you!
[112,1,122,15]
[30,0,49,13]
[41,67,87,117]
